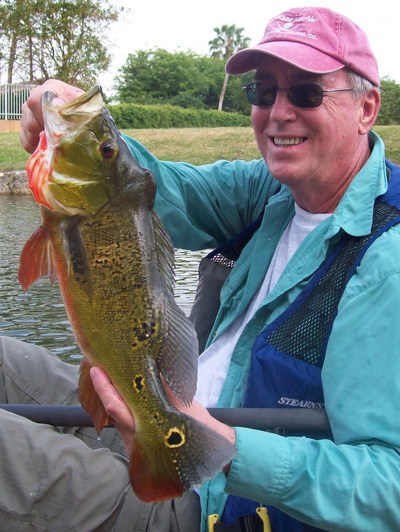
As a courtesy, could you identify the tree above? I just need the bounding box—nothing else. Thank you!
[0,0,34,83]
[115,49,222,109]
[0,0,122,87]
[376,77,400,125]
[208,24,250,111]
[114,48,252,114]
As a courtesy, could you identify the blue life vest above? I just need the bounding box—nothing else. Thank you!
[221,160,400,531]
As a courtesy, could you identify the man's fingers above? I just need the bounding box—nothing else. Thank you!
[90,367,136,454]
[20,80,84,153]
[90,366,126,414]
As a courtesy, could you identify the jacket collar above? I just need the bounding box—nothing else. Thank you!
[328,131,388,238]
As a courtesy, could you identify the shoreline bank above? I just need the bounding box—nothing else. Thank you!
[0,171,30,195]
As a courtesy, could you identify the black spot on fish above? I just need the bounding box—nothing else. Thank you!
[133,375,145,392]
[135,321,156,341]
[164,427,185,448]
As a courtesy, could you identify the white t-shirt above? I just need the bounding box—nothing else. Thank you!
[195,204,331,407]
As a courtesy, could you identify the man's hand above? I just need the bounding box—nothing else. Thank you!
[90,366,136,455]
[90,367,237,456]
[20,79,84,154]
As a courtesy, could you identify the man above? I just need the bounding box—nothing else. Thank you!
[7,5,400,531]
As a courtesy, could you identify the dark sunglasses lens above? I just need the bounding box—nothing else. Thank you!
[246,83,276,107]
[289,84,324,108]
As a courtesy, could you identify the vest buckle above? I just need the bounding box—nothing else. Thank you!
[208,506,272,531]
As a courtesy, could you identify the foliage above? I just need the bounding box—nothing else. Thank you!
[115,49,212,108]
[114,48,252,114]
[208,24,251,111]
[108,102,251,129]
[0,0,122,86]
[376,77,400,125]
[208,24,250,61]
[114,46,400,121]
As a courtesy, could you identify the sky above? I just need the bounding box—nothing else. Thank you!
[99,0,399,92]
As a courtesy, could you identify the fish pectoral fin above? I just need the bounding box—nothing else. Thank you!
[18,225,57,291]
[157,296,199,407]
[78,358,111,433]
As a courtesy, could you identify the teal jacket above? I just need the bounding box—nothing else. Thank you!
[124,131,400,531]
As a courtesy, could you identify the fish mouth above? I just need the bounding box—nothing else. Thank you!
[27,85,112,216]
[59,85,104,117]
[43,85,102,108]
[43,85,104,125]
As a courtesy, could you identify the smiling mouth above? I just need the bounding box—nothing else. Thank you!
[273,137,306,146]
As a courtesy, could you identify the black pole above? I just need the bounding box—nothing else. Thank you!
[0,404,332,439]
[0,404,93,426]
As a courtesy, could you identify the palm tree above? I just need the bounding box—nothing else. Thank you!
[209,24,250,111]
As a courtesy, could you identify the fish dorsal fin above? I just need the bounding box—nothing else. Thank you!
[153,212,175,296]
[18,225,57,291]
[158,294,199,406]
[152,212,199,405]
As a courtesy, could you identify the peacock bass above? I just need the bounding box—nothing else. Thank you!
[18,86,235,502]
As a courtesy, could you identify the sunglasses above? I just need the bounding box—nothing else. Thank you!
[243,82,353,109]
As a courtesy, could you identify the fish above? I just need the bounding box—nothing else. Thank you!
[18,85,236,502]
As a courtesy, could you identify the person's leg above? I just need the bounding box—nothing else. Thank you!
[114,488,201,532]
[0,408,131,531]
[0,337,202,531]
[0,336,129,530]
[0,335,126,455]
[0,336,79,405]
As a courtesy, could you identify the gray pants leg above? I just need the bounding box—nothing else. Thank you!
[0,336,201,532]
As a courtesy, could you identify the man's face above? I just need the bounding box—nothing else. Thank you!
[250,56,372,211]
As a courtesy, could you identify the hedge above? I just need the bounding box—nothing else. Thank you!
[108,103,251,129]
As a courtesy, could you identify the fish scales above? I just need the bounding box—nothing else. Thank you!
[19,85,236,502]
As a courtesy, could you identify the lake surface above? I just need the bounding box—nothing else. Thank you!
[0,195,206,363]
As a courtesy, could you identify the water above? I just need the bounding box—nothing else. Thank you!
[0,195,206,363]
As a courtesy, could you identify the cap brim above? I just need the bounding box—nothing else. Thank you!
[226,41,345,75]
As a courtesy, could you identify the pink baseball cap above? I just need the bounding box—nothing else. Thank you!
[226,7,380,86]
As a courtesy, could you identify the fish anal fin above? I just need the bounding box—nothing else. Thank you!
[79,358,111,433]
[18,225,57,291]
[130,436,184,502]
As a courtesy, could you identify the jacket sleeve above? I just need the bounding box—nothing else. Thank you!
[122,134,277,250]
[225,229,400,531]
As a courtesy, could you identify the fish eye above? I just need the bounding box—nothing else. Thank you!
[100,141,115,159]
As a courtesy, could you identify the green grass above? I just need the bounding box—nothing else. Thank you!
[1,125,400,172]
[374,126,400,163]
[0,133,31,171]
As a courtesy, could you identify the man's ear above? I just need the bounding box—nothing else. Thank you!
[358,87,381,135]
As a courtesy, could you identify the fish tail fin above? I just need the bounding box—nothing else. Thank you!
[129,409,236,502]
[18,225,57,291]
[79,358,111,432]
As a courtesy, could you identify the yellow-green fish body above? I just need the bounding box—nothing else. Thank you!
[19,86,235,501]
